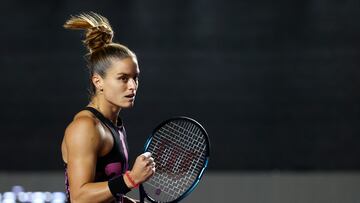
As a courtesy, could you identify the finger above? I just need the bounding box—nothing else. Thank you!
[146,157,154,166]
[142,152,152,159]
[146,162,155,169]
[146,164,155,172]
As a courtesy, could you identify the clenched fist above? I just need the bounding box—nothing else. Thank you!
[125,152,155,188]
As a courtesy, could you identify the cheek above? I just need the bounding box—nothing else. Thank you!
[107,80,123,90]
[104,81,126,96]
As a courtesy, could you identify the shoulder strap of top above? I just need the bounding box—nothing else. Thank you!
[82,107,122,143]
[83,107,123,128]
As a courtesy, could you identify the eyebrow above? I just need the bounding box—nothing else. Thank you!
[116,72,140,76]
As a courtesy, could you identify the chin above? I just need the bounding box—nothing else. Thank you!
[120,102,135,109]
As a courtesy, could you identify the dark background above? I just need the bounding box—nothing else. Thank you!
[1,0,360,171]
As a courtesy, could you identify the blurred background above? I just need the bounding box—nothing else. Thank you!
[1,0,360,202]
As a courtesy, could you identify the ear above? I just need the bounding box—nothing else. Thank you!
[92,73,104,91]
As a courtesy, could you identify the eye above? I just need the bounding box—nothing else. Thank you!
[118,76,129,82]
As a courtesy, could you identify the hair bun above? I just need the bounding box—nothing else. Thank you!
[64,12,114,53]
[85,25,113,52]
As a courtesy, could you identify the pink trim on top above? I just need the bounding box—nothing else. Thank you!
[118,129,128,170]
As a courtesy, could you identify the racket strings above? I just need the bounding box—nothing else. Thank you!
[156,124,206,177]
[156,122,206,174]
[164,120,205,159]
[160,122,206,155]
[146,143,200,198]
[143,120,207,202]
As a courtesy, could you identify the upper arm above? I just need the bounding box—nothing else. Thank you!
[64,117,102,196]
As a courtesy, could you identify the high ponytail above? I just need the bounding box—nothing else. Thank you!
[64,12,137,98]
[64,12,114,53]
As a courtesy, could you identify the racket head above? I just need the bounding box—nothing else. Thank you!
[141,116,210,203]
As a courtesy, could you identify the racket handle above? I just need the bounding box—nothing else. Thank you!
[139,184,145,203]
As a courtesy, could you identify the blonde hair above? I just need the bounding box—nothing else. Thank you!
[64,12,137,97]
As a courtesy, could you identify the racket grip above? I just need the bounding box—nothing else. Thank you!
[139,184,145,203]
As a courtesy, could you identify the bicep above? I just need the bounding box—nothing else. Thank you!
[65,119,101,194]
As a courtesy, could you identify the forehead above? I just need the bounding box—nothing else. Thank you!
[107,57,140,75]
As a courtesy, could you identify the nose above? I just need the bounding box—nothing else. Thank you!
[128,78,138,90]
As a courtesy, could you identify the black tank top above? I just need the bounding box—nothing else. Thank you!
[64,107,129,202]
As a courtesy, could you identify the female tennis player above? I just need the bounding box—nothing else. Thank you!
[61,12,155,203]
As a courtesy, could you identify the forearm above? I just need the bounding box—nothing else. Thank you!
[70,181,114,203]
[71,175,134,203]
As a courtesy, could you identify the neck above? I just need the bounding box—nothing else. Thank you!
[89,95,121,124]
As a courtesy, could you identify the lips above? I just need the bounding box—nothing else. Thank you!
[125,93,135,99]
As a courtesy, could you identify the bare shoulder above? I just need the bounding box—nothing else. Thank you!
[64,110,103,150]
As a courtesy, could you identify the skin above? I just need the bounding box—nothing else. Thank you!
[61,57,155,203]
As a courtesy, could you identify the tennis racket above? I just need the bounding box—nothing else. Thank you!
[139,116,210,203]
